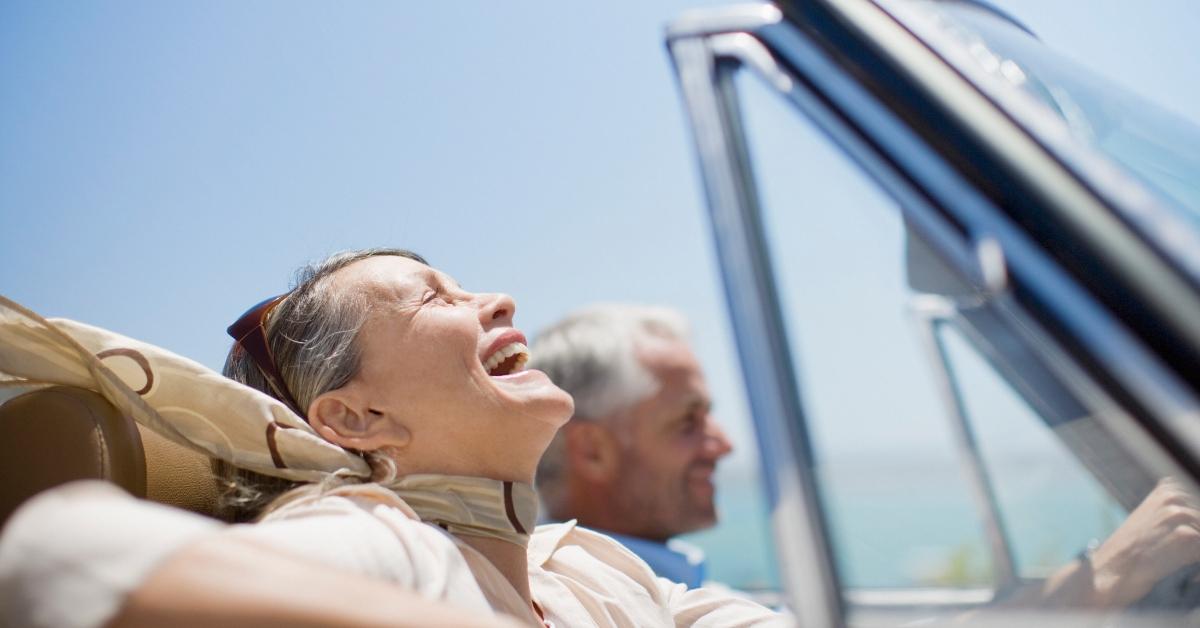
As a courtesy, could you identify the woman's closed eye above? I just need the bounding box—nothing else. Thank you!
[421,284,464,306]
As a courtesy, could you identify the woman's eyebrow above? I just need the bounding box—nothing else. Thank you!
[417,268,442,289]
[432,271,462,291]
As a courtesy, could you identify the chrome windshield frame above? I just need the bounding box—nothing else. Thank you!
[667,0,1200,622]
[668,6,845,625]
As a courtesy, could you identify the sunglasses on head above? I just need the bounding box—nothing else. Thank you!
[227,293,305,418]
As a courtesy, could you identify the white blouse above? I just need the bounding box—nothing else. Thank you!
[0,481,787,628]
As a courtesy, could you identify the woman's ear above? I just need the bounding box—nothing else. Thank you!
[308,392,411,451]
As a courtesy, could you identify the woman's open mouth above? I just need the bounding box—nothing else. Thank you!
[483,341,529,376]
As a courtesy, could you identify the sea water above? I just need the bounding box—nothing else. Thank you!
[683,455,1125,592]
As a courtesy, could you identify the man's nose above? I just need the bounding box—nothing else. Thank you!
[703,419,733,459]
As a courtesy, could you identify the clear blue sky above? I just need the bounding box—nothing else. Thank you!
[3,0,1198,588]
[5,0,1197,468]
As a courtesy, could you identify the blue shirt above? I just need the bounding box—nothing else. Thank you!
[603,532,707,588]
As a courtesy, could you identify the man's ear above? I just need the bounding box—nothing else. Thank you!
[308,391,411,452]
[565,421,619,482]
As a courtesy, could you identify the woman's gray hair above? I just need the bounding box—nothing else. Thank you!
[528,303,689,519]
[215,247,426,522]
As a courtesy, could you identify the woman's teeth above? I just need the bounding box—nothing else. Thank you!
[484,342,529,376]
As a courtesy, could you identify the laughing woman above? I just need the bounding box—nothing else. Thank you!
[0,248,782,628]
[220,248,779,626]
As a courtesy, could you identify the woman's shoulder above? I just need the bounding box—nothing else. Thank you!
[236,482,458,567]
[528,523,786,626]
[531,520,649,558]
[234,483,474,589]
[261,481,422,523]
[529,520,662,587]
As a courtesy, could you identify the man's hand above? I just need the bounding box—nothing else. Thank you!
[1088,478,1200,608]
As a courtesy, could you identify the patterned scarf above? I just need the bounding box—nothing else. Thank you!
[385,474,537,547]
[1,294,363,481]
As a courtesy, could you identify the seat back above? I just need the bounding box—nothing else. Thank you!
[0,386,219,527]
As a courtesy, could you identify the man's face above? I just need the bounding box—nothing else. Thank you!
[607,337,734,540]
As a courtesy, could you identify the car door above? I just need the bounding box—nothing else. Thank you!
[668,1,1200,626]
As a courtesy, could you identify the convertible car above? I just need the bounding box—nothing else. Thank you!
[2,0,1198,626]
[668,0,1200,625]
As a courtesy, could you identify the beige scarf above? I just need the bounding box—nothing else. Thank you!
[386,474,537,547]
[0,294,367,481]
[0,295,537,545]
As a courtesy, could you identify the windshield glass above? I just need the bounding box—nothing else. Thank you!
[923,1,1200,232]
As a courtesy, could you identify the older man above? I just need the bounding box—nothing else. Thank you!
[530,304,733,588]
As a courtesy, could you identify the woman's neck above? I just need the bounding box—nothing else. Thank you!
[456,534,533,607]
[379,470,545,619]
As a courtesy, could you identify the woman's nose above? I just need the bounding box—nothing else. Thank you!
[480,293,516,323]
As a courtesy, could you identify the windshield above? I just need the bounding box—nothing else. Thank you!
[916,1,1200,247]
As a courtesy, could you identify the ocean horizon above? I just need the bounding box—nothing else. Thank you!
[684,453,1123,592]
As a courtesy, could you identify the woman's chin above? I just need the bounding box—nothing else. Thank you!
[488,368,574,425]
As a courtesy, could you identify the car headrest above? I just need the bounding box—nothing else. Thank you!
[0,386,219,528]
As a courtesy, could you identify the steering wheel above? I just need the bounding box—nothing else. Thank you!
[1132,563,1200,610]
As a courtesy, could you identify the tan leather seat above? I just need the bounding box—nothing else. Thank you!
[0,386,219,528]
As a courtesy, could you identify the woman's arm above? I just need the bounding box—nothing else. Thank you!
[109,533,522,628]
[1,482,519,628]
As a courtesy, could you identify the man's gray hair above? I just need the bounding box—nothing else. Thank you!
[530,304,690,517]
